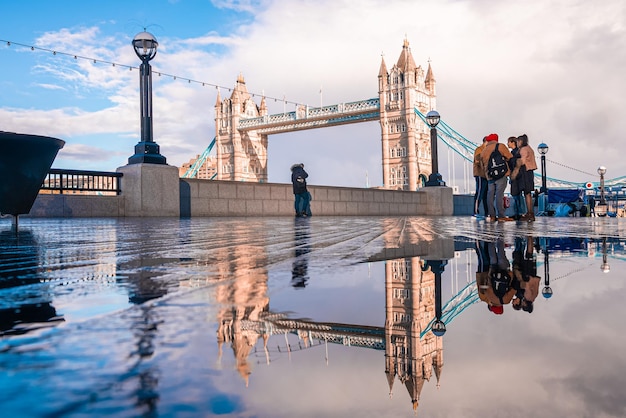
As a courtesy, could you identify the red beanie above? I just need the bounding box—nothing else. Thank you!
[488,305,504,315]
[486,133,499,142]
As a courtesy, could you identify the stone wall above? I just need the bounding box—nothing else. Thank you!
[180,179,453,217]
[28,179,454,217]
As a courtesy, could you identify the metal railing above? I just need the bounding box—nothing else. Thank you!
[41,169,122,195]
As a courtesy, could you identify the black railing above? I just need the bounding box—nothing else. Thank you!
[41,169,122,195]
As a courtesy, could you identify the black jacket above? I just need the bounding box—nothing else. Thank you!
[291,166,308,194]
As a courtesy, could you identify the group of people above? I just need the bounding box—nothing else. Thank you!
[476,236,541,315]
[473,133,537,222]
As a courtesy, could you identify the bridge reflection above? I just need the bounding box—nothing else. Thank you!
[212,225,626,413]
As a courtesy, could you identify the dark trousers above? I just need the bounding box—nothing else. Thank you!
[474,176,488,215]
[294,192,311,216]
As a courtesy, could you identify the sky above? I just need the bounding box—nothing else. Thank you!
[1,0,625,191]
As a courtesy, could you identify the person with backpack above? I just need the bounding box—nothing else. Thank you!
[476,237,515,314]
[480,133,514,221]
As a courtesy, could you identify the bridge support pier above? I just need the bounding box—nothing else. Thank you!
[117,163,180,217]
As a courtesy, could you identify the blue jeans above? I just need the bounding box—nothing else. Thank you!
[487,177,508,218]
[294,192,311,216]
[512,194,527,217]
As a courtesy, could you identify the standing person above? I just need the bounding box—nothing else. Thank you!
[516,134,538,222]
[290,163,311,217]
[507,136,526,220]
[473,137,489,218]
[480,133,514,222]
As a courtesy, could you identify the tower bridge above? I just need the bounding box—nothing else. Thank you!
[205,38,437,190]
[183,38,626,193]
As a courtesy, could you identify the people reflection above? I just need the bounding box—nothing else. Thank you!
[476,237,515,315]
[512,235,540,313]
[291,219,311,288]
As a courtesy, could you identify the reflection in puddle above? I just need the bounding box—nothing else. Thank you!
[1,217,625,417]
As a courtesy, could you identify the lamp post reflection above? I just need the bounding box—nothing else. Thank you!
[601,237,610,273]
[424,260,447,336]
[597,166,607,216]
[541,238,553,299]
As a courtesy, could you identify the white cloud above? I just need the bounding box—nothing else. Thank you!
[2,0,625,187]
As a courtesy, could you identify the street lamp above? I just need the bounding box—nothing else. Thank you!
[425,110,445,187]
[128,31,167,165]
[537,143,549,193]
[597,166,607,216]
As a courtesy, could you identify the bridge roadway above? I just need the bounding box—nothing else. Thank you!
[238,97,380,134]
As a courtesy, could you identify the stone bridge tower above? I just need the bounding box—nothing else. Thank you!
[384,256,444,411]
[215,74,269,182]
[378,39,436,190]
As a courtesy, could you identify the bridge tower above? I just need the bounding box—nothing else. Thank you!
[378,39,436,190]
[214,74,269,182]
[384,256,443,410]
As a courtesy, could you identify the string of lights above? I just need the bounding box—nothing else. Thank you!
[0,38,308,108]
[544,158,598,178]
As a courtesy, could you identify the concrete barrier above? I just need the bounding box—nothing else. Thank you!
[28,178,453,218]
[180,179,452,217]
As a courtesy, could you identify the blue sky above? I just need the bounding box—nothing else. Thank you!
[1,0,626,189]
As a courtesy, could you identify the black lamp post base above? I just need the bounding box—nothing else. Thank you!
[128,141,167,165]
[425,173,446,187]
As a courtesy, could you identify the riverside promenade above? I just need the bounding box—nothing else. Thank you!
[1,215,625,417]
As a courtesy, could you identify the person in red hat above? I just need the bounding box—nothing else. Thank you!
[480,133,514,221]
[476,238,515,315]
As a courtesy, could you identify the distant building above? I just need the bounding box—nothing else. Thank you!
[179,154,217,179]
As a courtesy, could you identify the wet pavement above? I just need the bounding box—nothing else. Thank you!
[1,216,625,417]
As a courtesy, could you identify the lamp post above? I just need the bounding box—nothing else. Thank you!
[597,166,607,216]
[128,31,167,165]
[537,143,549,194]
[425,110,445,187]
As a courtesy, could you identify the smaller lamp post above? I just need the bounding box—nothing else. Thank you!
[128,31,167,165]
[425,110,445,187]
[537,143,549,194]
[597,166,607,216]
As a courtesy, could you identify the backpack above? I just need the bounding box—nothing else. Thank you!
[490,268,511,303]
[486,144,507,180]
